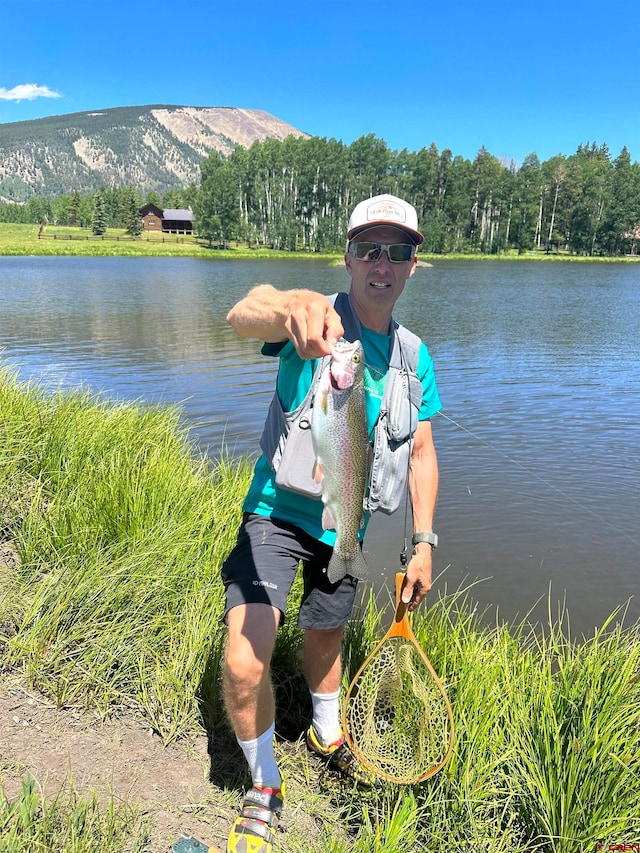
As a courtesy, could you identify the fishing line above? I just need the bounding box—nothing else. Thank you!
[436,409,640,548]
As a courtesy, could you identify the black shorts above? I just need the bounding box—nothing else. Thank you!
[221,512,359,630]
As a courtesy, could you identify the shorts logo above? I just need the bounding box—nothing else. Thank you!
[253,580,278,590]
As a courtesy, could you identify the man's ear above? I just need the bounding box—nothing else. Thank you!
[344,252,353,276]
[408,255,418,278]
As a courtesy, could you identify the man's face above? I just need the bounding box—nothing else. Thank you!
[344,225,418,319]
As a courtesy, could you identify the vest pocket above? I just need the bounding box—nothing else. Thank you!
[366,420,411,515]
[259,393,323,499]
[365,370,420,515]
[273,411,322,498]
[386,370,421,442]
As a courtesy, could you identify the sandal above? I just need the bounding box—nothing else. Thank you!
[306,726,375,788]
[226,782,285,853]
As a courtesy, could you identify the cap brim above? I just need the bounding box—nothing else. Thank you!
[347,222,424,246]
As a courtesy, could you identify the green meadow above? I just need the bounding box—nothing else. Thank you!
[0,223,335,260]
[1,369,639,852]
[2,222,639,262]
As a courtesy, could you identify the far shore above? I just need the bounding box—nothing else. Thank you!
[1,223,638,263]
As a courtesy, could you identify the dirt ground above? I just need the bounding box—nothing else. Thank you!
[0,672,239,851]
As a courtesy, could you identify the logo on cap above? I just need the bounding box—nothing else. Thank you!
[366,199,407,224]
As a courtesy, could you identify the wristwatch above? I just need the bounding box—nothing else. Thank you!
[411,532,438,549]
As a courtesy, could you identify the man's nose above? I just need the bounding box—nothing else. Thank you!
[373,249,394,268]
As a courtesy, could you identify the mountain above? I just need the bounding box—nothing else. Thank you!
[0,105,310,202]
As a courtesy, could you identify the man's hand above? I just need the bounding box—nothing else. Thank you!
[285,291,344,359]
[400,543,433,611]
[226,285,344,359]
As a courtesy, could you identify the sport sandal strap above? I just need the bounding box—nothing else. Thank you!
[241,805,279,828]
[306,727,374,787]
[227,784,284,850]
[327,742,359,774]
[232,816,274,844]
[242,787,284,818]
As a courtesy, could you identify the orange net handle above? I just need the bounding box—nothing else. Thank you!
[387,571,413,640]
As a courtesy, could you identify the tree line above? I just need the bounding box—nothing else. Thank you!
[2,135,639,256]
[0,185,197,232]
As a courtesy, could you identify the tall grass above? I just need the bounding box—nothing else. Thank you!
[0,367,252,739]
[0,778,148,853]
[342,580,640,850]
[505,610,640,850]
[1,367,639,851]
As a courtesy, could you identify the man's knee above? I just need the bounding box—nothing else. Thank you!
[303,625,345,666]
[225,603,280,688]
[305,625,345,649]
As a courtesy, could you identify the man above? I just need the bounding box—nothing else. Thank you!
[222,194,441,853]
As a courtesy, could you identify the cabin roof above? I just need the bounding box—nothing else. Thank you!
[162,209,193,220]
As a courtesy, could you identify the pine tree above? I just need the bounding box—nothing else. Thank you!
[123,186,142,236]
[69,191,81,226]
[92,187,108,236]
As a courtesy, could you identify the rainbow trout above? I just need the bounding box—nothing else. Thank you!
[311,339,370,584]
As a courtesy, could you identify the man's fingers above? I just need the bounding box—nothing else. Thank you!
[402,557,433,610]
[325,318,344,350]
[286,298,343,358]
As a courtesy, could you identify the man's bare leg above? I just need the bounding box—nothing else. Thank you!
[224,602,280,740]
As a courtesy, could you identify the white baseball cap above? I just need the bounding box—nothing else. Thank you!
[347,193,424,245]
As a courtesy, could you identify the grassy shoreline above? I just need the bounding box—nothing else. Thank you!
[1,370,640,851]
[1,222,639,262]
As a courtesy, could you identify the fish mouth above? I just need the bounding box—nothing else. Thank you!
[330,371,352,390]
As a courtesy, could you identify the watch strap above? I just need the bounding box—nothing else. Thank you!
[411,532,438,549]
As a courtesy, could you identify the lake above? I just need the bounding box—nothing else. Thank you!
[1,255,638,637]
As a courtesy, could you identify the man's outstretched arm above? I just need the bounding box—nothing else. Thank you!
[226,284,344,359]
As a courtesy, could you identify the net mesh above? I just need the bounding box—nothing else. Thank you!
[344,636,452,783]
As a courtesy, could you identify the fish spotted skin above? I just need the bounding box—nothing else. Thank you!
[311,339,370,583]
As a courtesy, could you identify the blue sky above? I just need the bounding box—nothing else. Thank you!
[1,0,638,166]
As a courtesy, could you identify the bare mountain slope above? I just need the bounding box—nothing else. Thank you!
[0,105,309,201]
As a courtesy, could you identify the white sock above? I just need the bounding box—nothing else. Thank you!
[237,722,282,789]
[310,689,342,746]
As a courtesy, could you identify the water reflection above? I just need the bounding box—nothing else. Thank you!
[1,256,639,636]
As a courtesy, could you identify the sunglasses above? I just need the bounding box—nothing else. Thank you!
[348,241,416,263]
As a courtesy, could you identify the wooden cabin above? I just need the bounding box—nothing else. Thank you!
[139,204,193,234]
[139,203,163,231]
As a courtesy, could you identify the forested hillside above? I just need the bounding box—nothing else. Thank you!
[0,105,309,201]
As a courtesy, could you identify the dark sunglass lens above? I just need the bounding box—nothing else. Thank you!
[388,244,414,262]
[354,242,381,260]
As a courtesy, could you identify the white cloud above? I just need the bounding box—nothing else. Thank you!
[0,84,62,102]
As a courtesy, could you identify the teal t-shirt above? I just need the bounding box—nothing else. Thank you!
[243,325,441,545]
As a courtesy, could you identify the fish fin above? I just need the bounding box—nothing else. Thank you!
[313,461,324,484]
[326,553,348,584]
[326,549,368,584]
[348,549,369,581]
[322,506,337,531]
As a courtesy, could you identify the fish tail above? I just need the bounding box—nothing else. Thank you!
[326,549,368,584]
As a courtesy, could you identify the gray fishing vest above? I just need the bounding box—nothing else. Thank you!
[259,291,423,516]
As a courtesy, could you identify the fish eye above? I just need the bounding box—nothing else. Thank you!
[352,353,361,363]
